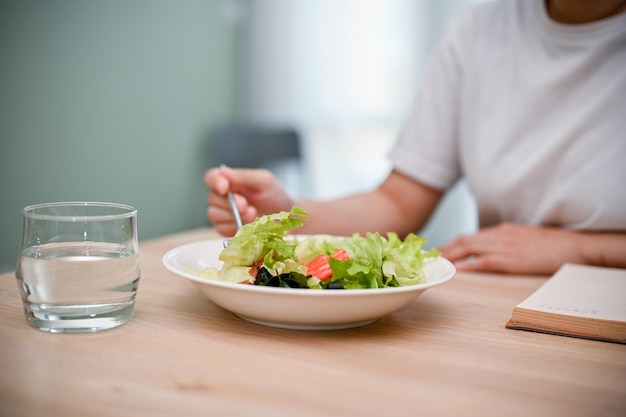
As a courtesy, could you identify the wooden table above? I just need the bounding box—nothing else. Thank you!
[1,228,624,417]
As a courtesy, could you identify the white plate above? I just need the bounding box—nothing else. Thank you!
[162,239,455,330]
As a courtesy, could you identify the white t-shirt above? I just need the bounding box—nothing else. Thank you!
[389,0,626,231]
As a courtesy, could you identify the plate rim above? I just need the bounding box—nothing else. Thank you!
[162,239,456,297]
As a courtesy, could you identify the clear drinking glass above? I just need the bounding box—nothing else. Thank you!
[15,202,140,333]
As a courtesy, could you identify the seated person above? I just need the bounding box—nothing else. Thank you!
[204,0,626,275]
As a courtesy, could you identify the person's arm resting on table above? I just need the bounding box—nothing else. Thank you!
[439,225,626,275]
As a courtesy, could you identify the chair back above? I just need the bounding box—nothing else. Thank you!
[210,124,308,196]
[212,125,301,168]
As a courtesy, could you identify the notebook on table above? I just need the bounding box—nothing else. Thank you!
[506,263,626,344]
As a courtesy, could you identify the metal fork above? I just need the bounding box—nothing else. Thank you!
[222,165,242,247]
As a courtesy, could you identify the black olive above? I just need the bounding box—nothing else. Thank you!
[326,281,344,290]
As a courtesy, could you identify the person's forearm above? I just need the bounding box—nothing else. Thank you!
[294,192,410,236]
[293,170,443,237]
[292,197,362,235]
[576,231,626,269]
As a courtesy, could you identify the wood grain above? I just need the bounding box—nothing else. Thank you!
[1,228,624,417]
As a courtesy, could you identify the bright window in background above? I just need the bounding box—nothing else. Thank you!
[236,0,486,245]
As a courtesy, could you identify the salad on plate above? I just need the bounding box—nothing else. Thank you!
[198,206,440,290]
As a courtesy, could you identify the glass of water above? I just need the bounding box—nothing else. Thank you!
[15,202,140,333]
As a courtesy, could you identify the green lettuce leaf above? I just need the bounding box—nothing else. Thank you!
[294,234,341,264]
[382,233,440,286]
[209,206,439,289]
[219,206,308,266]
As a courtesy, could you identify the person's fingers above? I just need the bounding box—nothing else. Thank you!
[226,168,277,194]
[206,208,234,236]
[439,232,498,262]
[438,225,527,273]
[207,187,230,209]
[438,238,473,263]
[207,187,259,232]
[440,223,569,274]
[203,166,230,195]
[452,253,512,273]
[206,166,294,230]
[240,205,259,225]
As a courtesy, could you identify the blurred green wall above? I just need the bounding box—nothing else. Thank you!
[0,0,240,270]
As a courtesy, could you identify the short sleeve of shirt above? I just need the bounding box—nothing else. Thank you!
[388,8,475,191]
[389,0,626,230]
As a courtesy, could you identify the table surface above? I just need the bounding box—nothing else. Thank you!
[1,228,625,417]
